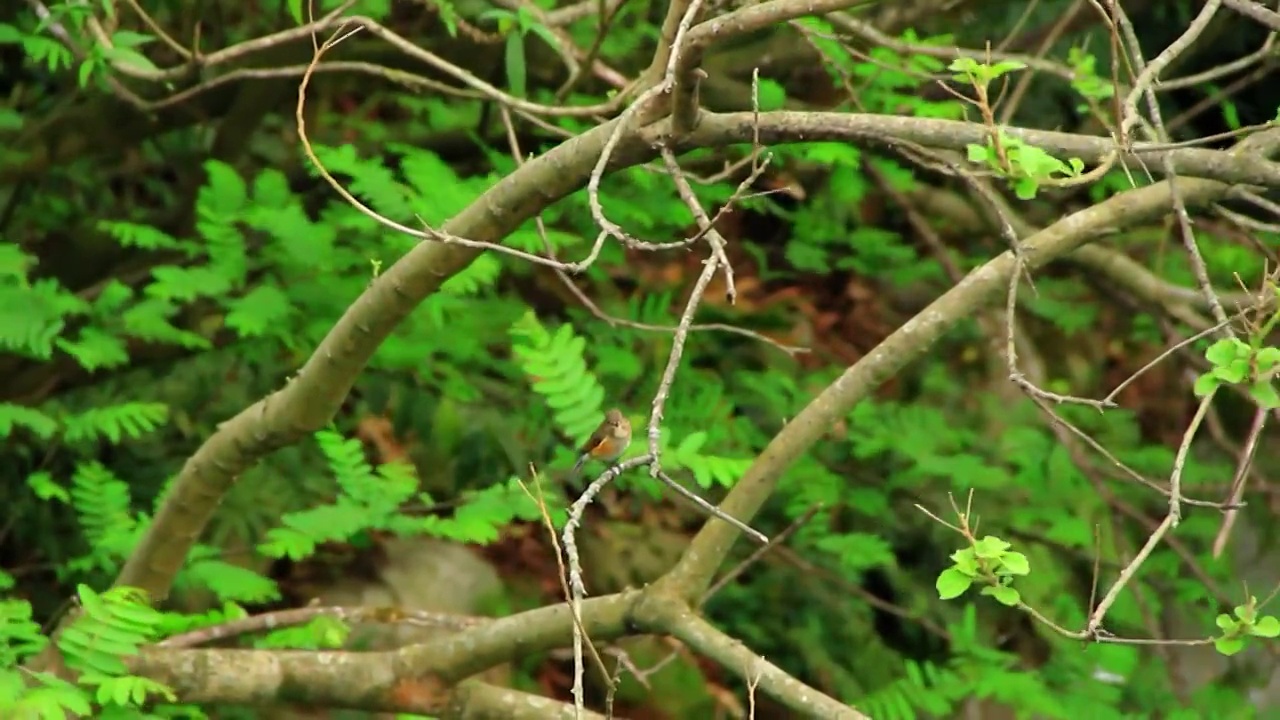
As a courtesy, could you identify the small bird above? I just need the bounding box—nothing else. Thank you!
[571,408,632,477]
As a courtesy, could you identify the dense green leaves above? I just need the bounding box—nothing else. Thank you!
[1,4,1276,718]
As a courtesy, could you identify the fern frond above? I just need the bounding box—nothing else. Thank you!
[63,402,169,444]
[389,143,480,226]
[92,674,177,709]
[0,403,57,439]
[121,299,212,350]
[0,599,48,666]
[255,615,349,650]
[55,327,130,372]
[95,220,185,251]
[417,479,542,544]
[0,242,35,278]
[58,585,163,678]
[440,253,502,296]
[256,526,317,561]
[627,290,676,326]
[146,265,236,302]
[52,585,177,711]
[316,428,380,504]
[666,431,752,488]
[0,672,91,719]
[180,557,280,604]
[26,470,70,503]
[69,462,136,548]
[158,602,249,638]
[813,532,896,576]
[309,144,414,221]
[855,660,964,720]
[245,200,338,273]
[373,460,421,515]
[317,427,417,513]
[510,310,605,442]
[269,501,369,552]
[419,254,503,328]
[223,283,295,338]
[259,429,421,560]
[196,160,247,248]
[250,166,292,208]
[0,279,89,359]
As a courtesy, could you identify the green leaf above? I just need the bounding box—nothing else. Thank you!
[224,284,294,338]
[990,60,1027,76]
[0,403,58,439]
[972,536,1011,559]
[97,220,184,250]
[677,431,709,456]
[55,327,130,372]
[936,568,973,599]
[1256,347,1280,370]
[1215,636,1246,656]
[999,551,1030,575]
[1014,177,1038,200]
[27,471,70,503]
[504,33,526,98]
[183,559,280,604]
[77,58,96,88]
[756,78,787,111]
[1193,372,1220,397]
[257,527,316,561]
[814,532,895,574]
[1235,603,1257,624]
[1252,615,1280,638]
[1250,381,1280,409]
[983,585,1021,607]
[63,402,169,444]
[1216,613,1237,630]
[524,21,562,56]
[199,160,248,219]
[0,243,34,277]
[1205,338,1247,366]
[108,31,154,48]
[1213,359,1249,384]
[102,46,158,73]
[949,548,979,575]
[0,23,25,43]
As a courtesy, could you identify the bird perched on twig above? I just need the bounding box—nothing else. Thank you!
[571,408,631,478]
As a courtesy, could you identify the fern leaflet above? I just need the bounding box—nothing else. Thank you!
[63,403,169,444]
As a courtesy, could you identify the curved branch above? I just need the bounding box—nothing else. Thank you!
[653,127,1280,598]
[634,596,868,718]
[672,112,1280,187]
[103,110,1280,612]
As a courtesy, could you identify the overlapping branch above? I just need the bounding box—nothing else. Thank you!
[25,0,1280,715]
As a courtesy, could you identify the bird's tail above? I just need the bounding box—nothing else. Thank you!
[570,454,587,479]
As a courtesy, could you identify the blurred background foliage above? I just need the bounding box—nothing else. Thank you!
[2,0,1280,717]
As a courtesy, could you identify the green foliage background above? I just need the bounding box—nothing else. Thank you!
[2,0,1278,718]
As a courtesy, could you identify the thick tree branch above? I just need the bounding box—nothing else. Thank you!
[131,587,854,716]
[56,73,1280,714]
[633,595,868,718]
[130,594,634,711]
[103,109,1280,614]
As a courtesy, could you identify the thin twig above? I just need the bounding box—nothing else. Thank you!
[1212,407,1268,557]
[656,470,768,545]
